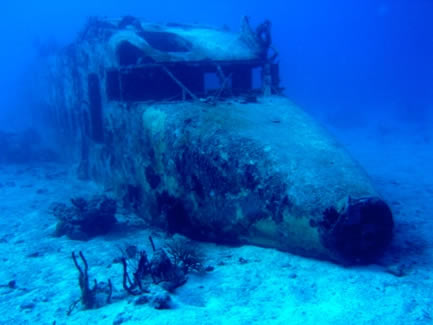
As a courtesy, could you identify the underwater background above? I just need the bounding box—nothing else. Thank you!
[0,1,432,324]
[1,1,433,131]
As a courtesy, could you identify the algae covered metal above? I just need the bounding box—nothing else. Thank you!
[40,16,393,264]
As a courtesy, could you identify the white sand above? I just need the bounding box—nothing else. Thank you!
[0,124,432,325]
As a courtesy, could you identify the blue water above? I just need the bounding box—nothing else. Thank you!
[0,2,432,323]
[1,1,432,130]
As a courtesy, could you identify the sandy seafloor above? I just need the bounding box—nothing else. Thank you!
[0,122,432,325]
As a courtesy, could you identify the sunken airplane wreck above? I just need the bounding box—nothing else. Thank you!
[40,16,393,264]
